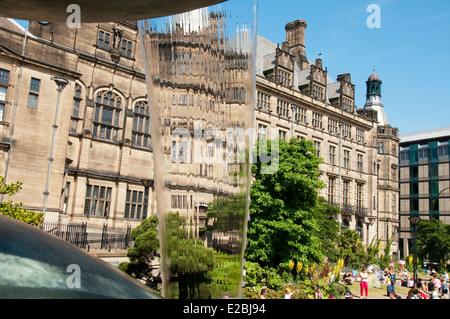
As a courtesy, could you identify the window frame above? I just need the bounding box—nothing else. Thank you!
[97,30,111,50]
[131,100,151,149]
[93,90,122,142]
[329,145,336,165]
[0,68,9,121]
[121,38,133,58]
[27,77,41,109]
[84,184,112,218]
[124,189,144,220]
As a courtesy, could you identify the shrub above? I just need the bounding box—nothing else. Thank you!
[0,177,44,227]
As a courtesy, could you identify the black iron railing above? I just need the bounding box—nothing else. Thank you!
[40,222,133,251]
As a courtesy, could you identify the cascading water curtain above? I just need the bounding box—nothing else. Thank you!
[138,0,258,299]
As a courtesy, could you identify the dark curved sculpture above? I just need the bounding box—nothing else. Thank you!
[1,0,226,23]
[0,214,160,298]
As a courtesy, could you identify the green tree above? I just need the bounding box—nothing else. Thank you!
[313,197,341,262]
[417,218,450,267]
[0,176,43,226]
[337,229,365,268]
[119,215,160,289]
[245,138,326,268]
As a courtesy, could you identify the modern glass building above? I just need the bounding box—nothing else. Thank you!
[399,127,450,258]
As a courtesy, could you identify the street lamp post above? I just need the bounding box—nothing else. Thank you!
[386,217,391,246]
[43,76,69,216]
[366,217,376,247]
[409,216,421,287]
[338,121,343,216]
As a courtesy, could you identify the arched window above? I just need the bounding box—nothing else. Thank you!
[356,220,363,239]
[342,219,349,230]
[132,100,151,149]
[70,83,82,133]
[93,90,122,141]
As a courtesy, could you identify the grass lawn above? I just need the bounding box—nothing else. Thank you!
[345,281,411,299]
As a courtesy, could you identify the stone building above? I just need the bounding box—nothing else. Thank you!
[254,20,399,253]
[0,17,400,254]
[0,19,152,232]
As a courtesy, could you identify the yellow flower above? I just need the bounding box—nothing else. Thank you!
[289,260,294,270]
[297,262,303,273]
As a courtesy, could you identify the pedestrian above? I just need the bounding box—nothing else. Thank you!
[260,288,267,299]
[442,271,449,282]
[430,286,439,299]
[359,268,369,299]
[387,280,399,299]
[417,278,423,291]
[408,276,414,288]
[407,287,415,299]
[440,277,448,299]
[342,271,352,285]
[399,258,405,271]
[427,278,435,295]
[390,272,396,283]
[433,275,441,293]
[389,257,395,272]
[314,287,323,299]
[284,288,297,299]
[409,289,421,299]
[419,289,430,299]
[328,293,335,299]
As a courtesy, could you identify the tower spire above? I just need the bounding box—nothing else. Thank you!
[364,70,389,125]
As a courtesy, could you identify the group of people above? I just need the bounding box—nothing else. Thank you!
[339,268,370,298]
[409,273,449,299]
[258,267,449,300]
[339,266,449,299]
[382,268,449,299]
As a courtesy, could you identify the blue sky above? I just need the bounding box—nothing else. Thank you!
[14,0,449,135]
[255,0,450,135]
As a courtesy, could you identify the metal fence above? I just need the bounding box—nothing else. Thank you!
[40,222,133,252]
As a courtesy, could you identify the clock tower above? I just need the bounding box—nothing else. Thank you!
[365,70,400,257]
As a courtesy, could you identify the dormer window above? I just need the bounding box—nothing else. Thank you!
[277,69,291,87]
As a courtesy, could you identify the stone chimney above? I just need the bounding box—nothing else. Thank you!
[285,19,309,70]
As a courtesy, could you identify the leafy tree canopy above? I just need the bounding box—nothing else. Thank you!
[417,218,450,265]
[119,215,160,288]
[245,138,328,268]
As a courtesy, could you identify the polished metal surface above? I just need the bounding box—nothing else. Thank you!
[0,214,160,298]
[0,0,226,22]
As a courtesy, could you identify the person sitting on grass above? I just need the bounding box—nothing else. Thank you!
[341,271,352,285]
[387,280,400,299]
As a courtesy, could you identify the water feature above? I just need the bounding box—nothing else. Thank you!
[138,0,258,298]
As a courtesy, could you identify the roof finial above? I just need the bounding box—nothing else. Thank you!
[373,65,376,73]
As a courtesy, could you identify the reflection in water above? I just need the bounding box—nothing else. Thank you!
[138,1,258,298]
